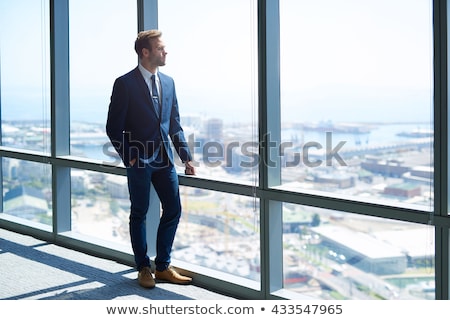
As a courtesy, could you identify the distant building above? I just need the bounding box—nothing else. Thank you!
[205,118,223,142]
[283,208,312,233]
[181,114,202,130]
[105,175,129,199]
[361,157,410,177]
[223,141,258,173]
[384,183,421,198]
[71,170,87,194]
[373,228,435,269]
[4,185,48,218]
[311,225,407,275]
[403,166,433,185]
[358,169,374,183]
[313,172,356,189]
[410,166,433,179]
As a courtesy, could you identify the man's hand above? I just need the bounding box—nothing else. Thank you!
[129,158,136,167]
[184,161,196,175]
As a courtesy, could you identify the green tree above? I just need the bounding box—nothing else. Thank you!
[311,213,320,227]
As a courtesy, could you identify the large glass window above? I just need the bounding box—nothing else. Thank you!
[282,204,435,299]
[176,186,260,284]
[69,0,137,162]
[71,169,131,249]
[159,0,258,185]
[1,0,449,301]
[0,0,50,153]
[279,0,433,210]
[1,159,52,226]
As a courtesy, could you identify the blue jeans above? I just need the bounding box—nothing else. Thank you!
[126,151,182,272]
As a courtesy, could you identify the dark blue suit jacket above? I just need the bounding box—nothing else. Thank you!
[106,67,192,167]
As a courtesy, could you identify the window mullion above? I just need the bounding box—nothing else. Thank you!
[50,0,71,233]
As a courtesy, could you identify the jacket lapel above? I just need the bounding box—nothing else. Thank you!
[159,74,170,121]
[133,68,160,119]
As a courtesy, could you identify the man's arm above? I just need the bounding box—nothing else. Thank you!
[106,78,131,166]
[167,82,195,166]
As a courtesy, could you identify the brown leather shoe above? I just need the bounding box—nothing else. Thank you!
[155,266,192,284]
[138,266,155,288]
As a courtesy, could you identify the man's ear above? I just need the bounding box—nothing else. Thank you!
[142,47,150,57]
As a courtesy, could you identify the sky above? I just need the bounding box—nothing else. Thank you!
[0,0,434,124]
[278,0,433,123]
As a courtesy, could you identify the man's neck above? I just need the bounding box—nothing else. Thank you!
[140,61,157,74]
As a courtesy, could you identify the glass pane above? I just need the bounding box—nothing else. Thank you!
[159,0,258,185]
[279,0,433,210]
[71,172,261,285]
[71,169,130,247]
[283,203,435,299]
[69,0,137,162]
[2,159,52,226]
[175,186,260,283]
[0,0,50,153]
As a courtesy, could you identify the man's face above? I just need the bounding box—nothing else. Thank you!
[147,37,167,67]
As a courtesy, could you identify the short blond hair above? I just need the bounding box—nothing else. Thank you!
[134,29,162,57]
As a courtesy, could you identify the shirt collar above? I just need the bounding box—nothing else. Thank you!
[138,63,158,80]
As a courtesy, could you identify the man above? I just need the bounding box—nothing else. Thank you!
[106,29,195,289]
